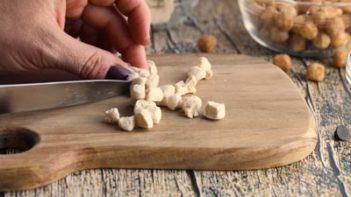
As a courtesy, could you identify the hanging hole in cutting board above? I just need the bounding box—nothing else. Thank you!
[0,128,40,155]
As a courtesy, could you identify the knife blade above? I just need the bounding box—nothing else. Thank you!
[0,79,130,114]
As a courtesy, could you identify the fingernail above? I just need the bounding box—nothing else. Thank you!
[105,65,130,80]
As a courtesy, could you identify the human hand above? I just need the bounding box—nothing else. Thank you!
[0,0,151,80]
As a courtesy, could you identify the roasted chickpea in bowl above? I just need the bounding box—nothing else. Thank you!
[238,0,351,57]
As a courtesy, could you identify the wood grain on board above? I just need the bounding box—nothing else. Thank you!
[0,54,316,191]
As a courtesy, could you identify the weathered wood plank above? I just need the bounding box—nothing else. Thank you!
[4,0,351,196]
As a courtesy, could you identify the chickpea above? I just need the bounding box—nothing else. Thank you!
[260,6,278,25]
[269,26,289,42]
[255,0,277,7]
[274,4,297,31]
[332,48,349,68]
[306,62,325,82]
[330,32,350,48]
[290,34,306,52]
[277,3,298,17]
[312,32,331,49]
[341,14,351,28]
[273,54,292,72]
[293,18,318,40]
[261,25,289,42]
[198,34,217,53]
[311,6,343,25]
[325,17,346,37]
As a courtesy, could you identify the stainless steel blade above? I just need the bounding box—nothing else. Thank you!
[0,80,130,114]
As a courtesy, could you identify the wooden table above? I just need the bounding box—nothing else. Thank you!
[2,0,351,196]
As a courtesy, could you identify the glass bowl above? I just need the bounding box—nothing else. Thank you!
[238,0,351,58]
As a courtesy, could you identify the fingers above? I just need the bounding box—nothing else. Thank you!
[64,19,83,38]
[122,45,147,68]
[82,5,147,67]
[64,0,150,68]
[82,4,132,51]
[79,24,99,46]
[115,0,151,45]
[49,28,129,79]
[66,0,88,19]
[88,0,115,6]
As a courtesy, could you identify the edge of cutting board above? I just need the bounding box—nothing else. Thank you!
[0,54,317,191]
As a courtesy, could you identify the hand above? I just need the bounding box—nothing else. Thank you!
[0,0,151,79]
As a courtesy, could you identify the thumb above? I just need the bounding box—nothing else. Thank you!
[50,30,131,80]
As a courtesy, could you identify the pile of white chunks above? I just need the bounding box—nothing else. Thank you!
[104,57,226,131]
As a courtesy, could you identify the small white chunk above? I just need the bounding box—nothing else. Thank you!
[198,57,211,71]
[104,108,120,123]
[188,66,206,81]
[147,60,158,75]
[139,69,150,78]
[131,77,147,86]
[146,74,160,90]
[158,85,176,106]
[185,76,198,94]
[181,95,202,118]
[135,109,154,129]
[206,70,214,79]
[198,57,213,79]
[203,101,226,120]
[128,66,150,78]
[134,100,157,114]
[130,84,146,100]
[160,85,176,97]
[134,100,161,124]
[166,94,182,110]
[118,116,135,131]
[149,105,162,124]
[175,81,188,95]
[146,87,164,102]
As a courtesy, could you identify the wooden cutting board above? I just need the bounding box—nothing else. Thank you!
[0,54,316,191]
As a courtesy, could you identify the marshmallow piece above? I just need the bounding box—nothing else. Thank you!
[118,116,135,131]
[135,109,154,129]
[138,69,150,78]
[147,60,158,75]
[198,57,211,71]
[149,105,162,124]
[131,77,147,86]
[188,66,206,81]
[185,76,198,94]
[128,66,150,78]
[175,81,188,95]
[146,87,164,102]
[198,57,213,79]
[206,70,214,79]
[134,100,162,124]
[104,108,120,123]
[130,84,146,100]
[146,74,160,90]
[203,101,226,120]
[160,85,176,97]
[166,94,182,110]
[181,95,202,118]
[134,100,157,114]
[158,85,176,106]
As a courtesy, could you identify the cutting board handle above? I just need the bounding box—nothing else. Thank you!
[0,126,83,190]
[0,127,40,154]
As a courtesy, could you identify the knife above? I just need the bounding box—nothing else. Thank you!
[0,80,131,114]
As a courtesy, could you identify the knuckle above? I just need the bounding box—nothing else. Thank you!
[79,51,105,79]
